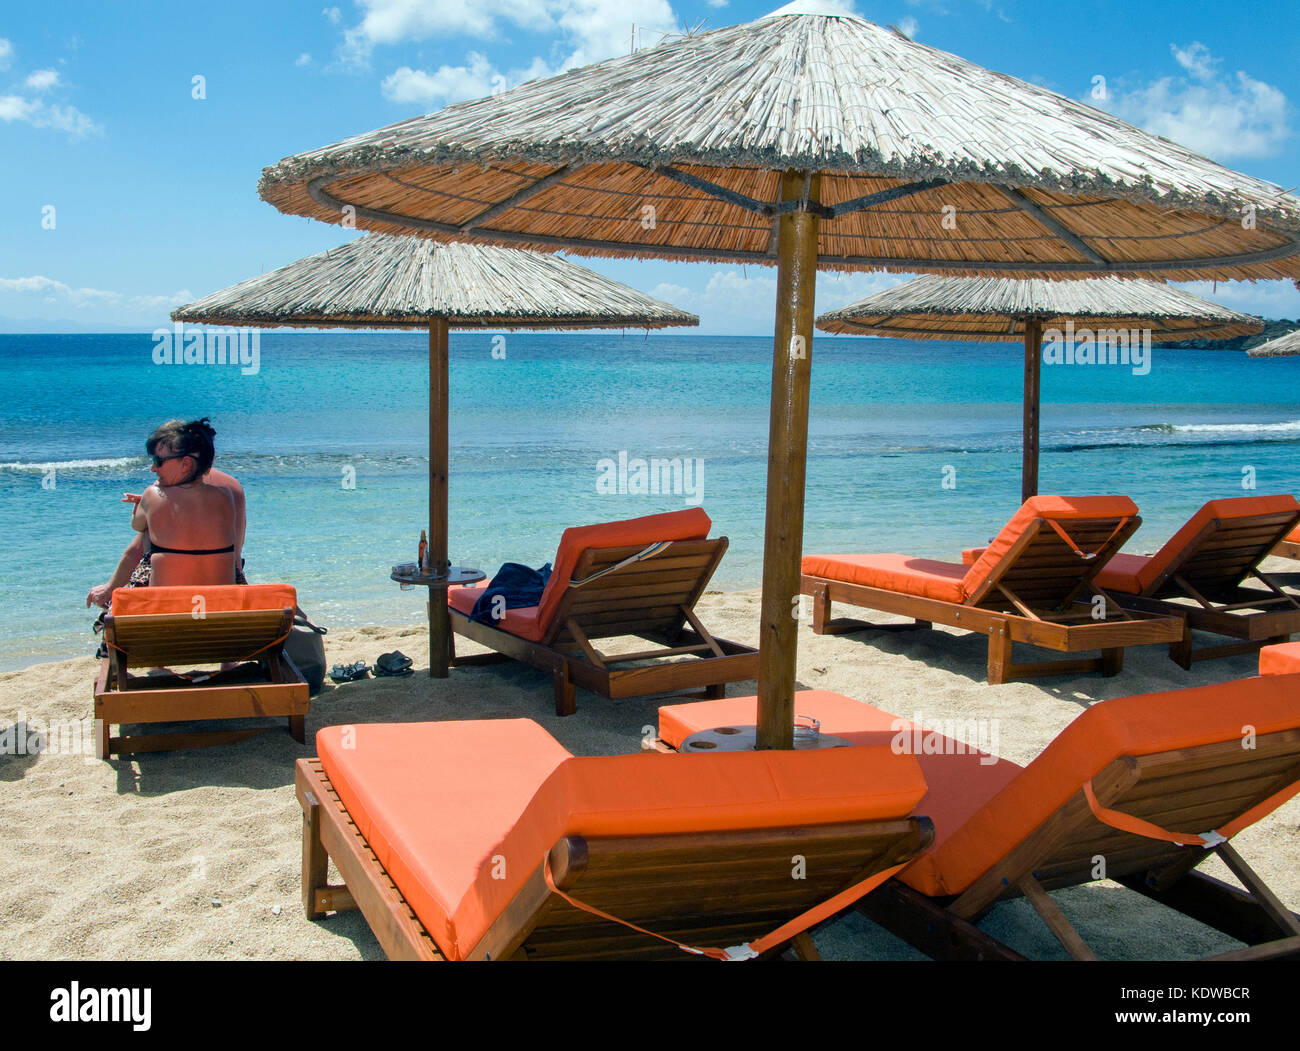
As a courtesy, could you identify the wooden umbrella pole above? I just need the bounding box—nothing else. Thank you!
[1022,319,1043,504]
[428,318,451,678]
[756,171,821,751]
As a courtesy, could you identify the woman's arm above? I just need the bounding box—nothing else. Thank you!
[130,486,155,533]
[86,533,146,608]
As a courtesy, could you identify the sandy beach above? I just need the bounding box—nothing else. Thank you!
[3,567,1297,963]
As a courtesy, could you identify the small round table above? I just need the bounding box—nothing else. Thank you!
[678,725,853,752]
[390,565,485,678]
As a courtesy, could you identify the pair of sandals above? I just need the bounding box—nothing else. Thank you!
[329,651,414,684]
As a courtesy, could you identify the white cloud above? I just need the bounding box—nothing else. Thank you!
[639,267,911,334]
[706,0,728,7]
[323,6,342,24]
[0,95,37,122]
[650,282,692,302]
[0,38,12,70]
[295,52,313,66]
[1171,42,1218,82]
[0,275,192,314]
[383,55,497,105]
[382,53,553,105]
[896,15,918,38]
[1098,44,1290,161]
[0,94,100,136]
[1176,280,1300,321]
[339,0,677,72]
[25,68,60,91]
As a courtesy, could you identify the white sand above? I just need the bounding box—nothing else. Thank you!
[2,578,1296,961]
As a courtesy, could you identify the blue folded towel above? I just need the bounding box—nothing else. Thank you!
[469,562,552,625]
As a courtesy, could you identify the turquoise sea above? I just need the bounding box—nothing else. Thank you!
[2,331,1298,669]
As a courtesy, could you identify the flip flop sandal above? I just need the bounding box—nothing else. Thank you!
[329,660,371,684]
[374,651,414,677]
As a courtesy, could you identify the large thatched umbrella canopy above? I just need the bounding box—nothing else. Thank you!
[1247,328,1300,358]
[172,234,697,677]
[257,3,1300,748]
[172,233,697,330]
[818,276,1262,500]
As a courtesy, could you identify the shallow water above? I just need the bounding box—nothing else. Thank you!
[2,331,1297,667]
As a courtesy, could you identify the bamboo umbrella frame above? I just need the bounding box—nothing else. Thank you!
[817,276,1263,501]
[172,234,697,677]
[258,5,1300,748]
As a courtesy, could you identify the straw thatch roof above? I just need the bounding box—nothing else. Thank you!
[1246,326,1300,357]
[259,6,1300,282]
[817,276,1263,341]
[170,235,697,330]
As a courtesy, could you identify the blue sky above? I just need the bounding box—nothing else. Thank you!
[2,0,1298,334]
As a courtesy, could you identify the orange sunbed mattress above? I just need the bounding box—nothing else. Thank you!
[804,495,1138,604]
[658,678,1300,899]
[110,583,296,616]
[318,718,927,960]
[800,553,967,603]
[1095,494,1300,595]
[1260,642,1300,676]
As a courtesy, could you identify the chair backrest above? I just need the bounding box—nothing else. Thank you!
[1135,495,1300,599]
[961,495,1141,609]
[473,817,934,960]
[104,584,297,668]
[973,730,1300,908]
[466,743,932,961]
[529,508,713,641]
[546,537,727,644]
[910,672,1300,912]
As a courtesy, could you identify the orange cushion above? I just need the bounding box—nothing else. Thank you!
[800,553,968,603]
[482,509,712,639]
[318,720,573,961]
[1287,525,1300,543]
[903,673,1300,896]
[658,690,1021,885]
[960,547,986,566]
[1117,495,1300,594]
[1260,642,1300,676]
[318,717,927,960]
[1093,552,1150,595]
[962,495,1139,598]
[110,583,296,616]
[447,582,545,641]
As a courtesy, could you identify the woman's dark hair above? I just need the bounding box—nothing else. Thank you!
[147,417,217,480]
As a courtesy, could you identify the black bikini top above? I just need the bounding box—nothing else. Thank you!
[147,534,235,556]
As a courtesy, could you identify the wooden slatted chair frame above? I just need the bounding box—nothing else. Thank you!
[296,755,934,961]
[801,513,1183,684]
[94,605,308,757]
[451,537,758,715]
[858,730,1300,961]
[1102,508,1300,668]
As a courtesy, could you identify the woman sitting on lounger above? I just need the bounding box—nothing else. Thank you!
[128,418,239,588]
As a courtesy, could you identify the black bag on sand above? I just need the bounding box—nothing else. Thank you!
[286,607,328,695]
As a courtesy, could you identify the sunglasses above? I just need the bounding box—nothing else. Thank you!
[151,453,188,468]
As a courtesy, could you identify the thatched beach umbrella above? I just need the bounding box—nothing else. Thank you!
[1246,328,1300,357]
[172,233,697,677]
[818,276,1262,501]
[257,4,1300,748]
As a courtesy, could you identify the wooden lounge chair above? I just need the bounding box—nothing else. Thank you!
[657,680,1300,961]
[1093,495,1300,668]
[800,496,1183,684]
[296,718,934,961]
[94,584,309,758]
[448,508,758,715]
